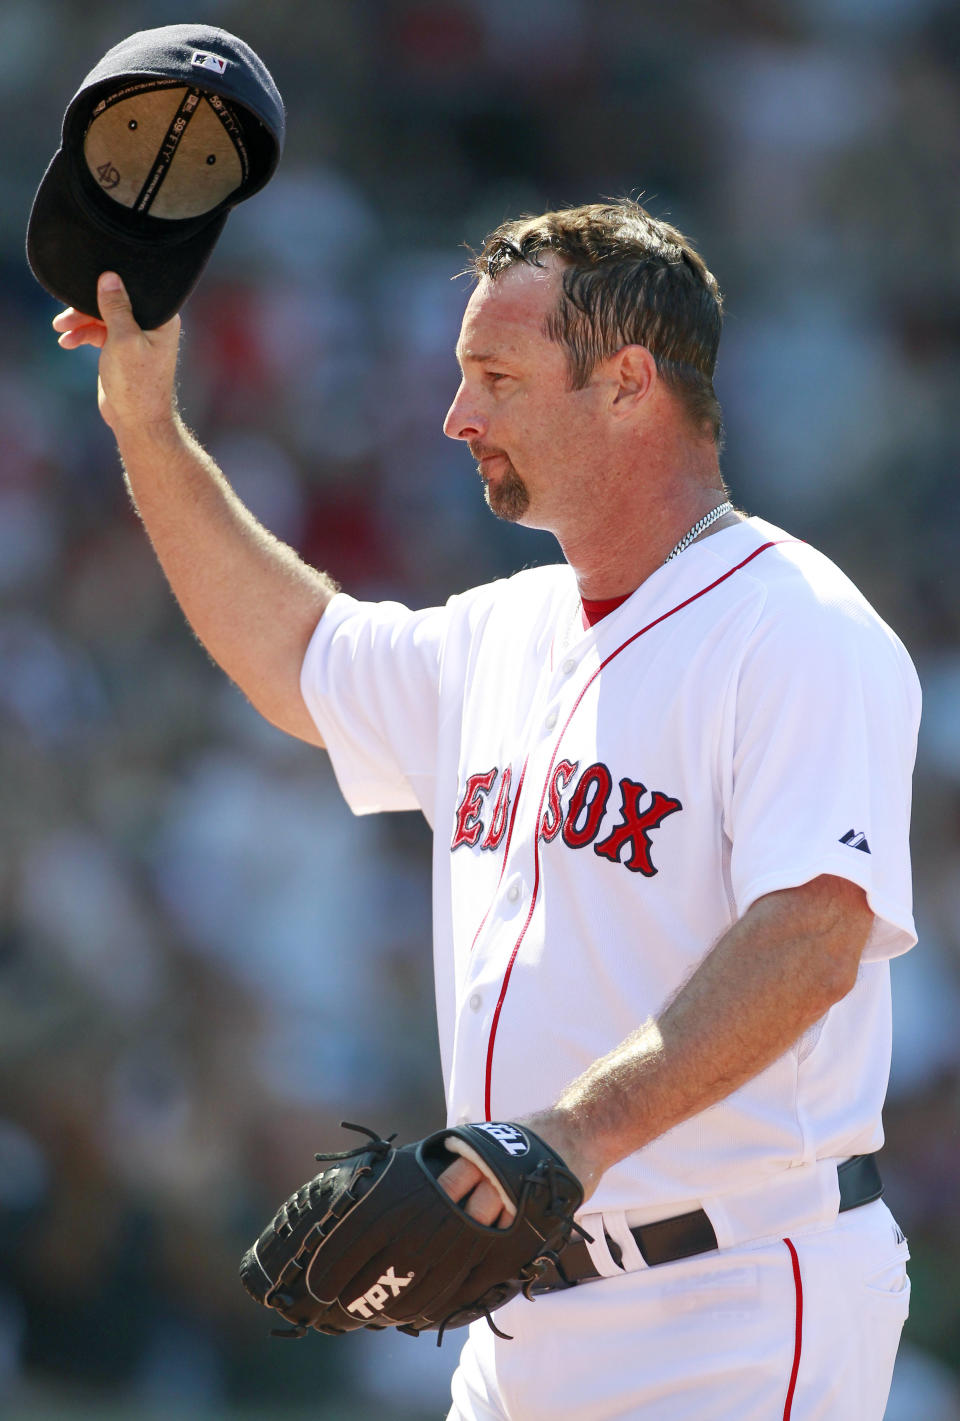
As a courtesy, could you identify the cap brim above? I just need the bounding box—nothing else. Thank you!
[26,148,228,329]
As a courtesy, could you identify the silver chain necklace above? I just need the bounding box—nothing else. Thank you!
[663,501,733,563]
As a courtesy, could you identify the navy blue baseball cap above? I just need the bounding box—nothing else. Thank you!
[27,25,284,329]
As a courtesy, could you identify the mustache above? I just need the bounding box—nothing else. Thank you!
[468,441,508,463]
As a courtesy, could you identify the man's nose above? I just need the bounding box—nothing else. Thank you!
[443,382,486,442]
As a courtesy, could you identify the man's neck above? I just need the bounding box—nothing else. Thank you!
[559,488,737,601]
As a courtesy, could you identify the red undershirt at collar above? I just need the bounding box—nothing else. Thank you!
[580,592,633,629]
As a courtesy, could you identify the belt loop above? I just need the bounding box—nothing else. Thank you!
[580,1212,630,1278]
[702,1159,841,1251]
[602,1211,648,1272]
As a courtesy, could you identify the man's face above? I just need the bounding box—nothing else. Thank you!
[443,259,608,530]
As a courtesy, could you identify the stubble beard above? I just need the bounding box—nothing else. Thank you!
[481,458,530,523]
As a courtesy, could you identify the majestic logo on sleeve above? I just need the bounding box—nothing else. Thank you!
[452,762,682,875]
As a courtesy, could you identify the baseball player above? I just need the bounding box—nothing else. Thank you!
[54,200,919,1420]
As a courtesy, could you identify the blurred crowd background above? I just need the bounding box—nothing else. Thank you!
[1,0,958,1416]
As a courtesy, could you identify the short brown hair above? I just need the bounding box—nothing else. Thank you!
[471,200,724,444]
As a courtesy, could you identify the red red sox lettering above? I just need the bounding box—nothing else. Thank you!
[451,762,682,876]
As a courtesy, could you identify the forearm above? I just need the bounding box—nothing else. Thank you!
[54,274,338,744]
[529,875,872,1197]
[116,411,335,741]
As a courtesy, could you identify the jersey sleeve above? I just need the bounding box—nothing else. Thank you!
[725,583,921,962]
[299,592,450,819]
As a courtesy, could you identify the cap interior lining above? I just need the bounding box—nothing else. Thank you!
[83,78,245,221]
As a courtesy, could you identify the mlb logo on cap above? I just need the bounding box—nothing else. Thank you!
[26,24,284,329]
[191,51,229,75]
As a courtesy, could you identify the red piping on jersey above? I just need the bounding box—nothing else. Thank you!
[782,1238,803,1419]
[482,538,793,1120]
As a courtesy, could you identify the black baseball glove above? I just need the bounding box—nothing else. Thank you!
[239,1120,586,1343]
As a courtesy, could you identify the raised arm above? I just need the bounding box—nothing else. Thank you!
[54,271,334,745]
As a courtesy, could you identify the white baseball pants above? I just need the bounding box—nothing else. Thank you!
[447,1200,909,1421]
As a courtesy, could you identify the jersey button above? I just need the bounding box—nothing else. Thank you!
[561,658,577,675]
[506,883,521,903]
[545,708,559,730]
[469,993,483,1012]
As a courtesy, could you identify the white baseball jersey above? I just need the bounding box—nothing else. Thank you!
[300,516,920,1224]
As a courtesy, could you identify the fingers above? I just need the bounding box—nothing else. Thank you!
[52,268,137,342]
[52,273,145,341]
[52,307,106,349]
[464,1178,511,1227]
[53,278,181,353]
[52,307,99,333]
[437,1159,511,1228]
[437,1156,478,1204]
[95,270,142,331]
[58,323,108,350]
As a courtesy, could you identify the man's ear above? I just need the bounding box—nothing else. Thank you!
[609,344,658,413]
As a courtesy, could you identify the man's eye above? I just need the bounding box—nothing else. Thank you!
[486,371,510,383]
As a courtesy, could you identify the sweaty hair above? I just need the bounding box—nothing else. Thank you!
[470,200,724,445]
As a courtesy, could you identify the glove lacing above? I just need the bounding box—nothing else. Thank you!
[314,1121,397,1163]
[265,1123,396,1338]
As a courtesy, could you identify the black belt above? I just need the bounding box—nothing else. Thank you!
[530,1154,883,1295]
